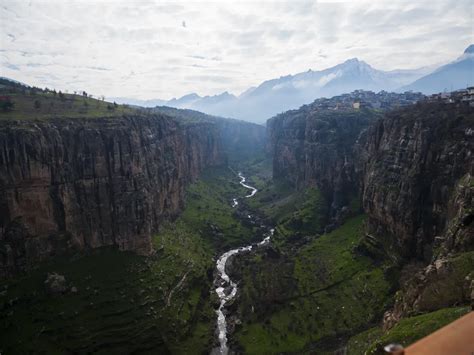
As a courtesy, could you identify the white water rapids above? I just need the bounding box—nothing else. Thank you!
[214,172,273,355]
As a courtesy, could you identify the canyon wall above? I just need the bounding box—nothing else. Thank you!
[151,106,266,161]
[0,113,265,276]
[359,102,473,260]
[359,102,474,326]
[267,105,379,219]
[267,101,473,259]
[267,101,473,326]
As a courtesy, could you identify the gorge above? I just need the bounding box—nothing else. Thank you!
[214,171,272,355]
[0,79,472,354]
[0,99,265,277]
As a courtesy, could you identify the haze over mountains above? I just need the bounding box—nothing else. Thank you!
[112,45,473,124]
[402,44,474,94]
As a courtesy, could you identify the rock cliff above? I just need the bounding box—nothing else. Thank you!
[0,112,265,276]
[359,102,474,326]
[267,105,380,222]
[267,100,473,329]
[267,101,473,259]
[360,102,473,260]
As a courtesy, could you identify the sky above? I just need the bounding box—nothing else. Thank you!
[1,0,473,100]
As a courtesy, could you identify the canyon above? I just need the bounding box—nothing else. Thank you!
[264,98,473,351]
[0,106,265,277]
[0,81,472,354]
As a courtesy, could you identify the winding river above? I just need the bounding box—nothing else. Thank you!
[214,172,274,355]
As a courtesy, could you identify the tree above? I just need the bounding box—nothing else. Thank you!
[34,99,41,109]
[0,97,14,112]
[82,91,87,97]
[58,91,65,101]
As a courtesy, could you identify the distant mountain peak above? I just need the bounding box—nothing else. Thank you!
[402,44,474,94]
[218,91,233,97]
[340,57,372,69]
[181,93,200,100]
[344,57,360,64]
[464,44,474,54]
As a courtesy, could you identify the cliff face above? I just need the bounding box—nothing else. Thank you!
[267,106,379,219]
[267,101,473,259]
[360,103,474,260]
[359,103,474,326]
[0,113,262,276]
[150,106,266,162]
[267,101,473,326]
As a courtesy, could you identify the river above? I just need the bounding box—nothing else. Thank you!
[213,172,274,355]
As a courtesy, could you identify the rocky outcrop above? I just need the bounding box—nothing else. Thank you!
[381,173,474,328]
[0,113,264,276]
[267,106,379,220]
[45,272,67,294]
[382,252,474,330]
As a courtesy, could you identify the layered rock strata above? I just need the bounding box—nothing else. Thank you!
[0,113,264,276]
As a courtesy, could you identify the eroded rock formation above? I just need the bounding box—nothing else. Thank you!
[267,105,380,222]
[0,113,265,276]
[267,100,473,328]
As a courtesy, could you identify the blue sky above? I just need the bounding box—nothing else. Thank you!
[1,0,472,99]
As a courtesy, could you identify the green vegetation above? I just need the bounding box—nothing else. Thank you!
[241,157,329,239]
[347,307,471,354]
[0,79,138,120]
[0,239,214,354]
[245,178,328,239]
[234,215,394,354]
[277,188,328,236]
[0,164,262,354]
[178,166,257,250]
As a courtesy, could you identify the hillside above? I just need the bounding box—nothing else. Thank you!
[0,78,141,120]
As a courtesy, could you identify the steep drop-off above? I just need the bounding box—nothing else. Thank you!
[267,101,473,260]
[0,111,265,277]
[360,102,473,260]
[267,105,380,225]
[266,100,473,342]
[359,102,474,328]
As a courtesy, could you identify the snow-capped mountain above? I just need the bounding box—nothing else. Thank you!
[401,45,474,94]
[112,45,473,124]
[157,58,430,123]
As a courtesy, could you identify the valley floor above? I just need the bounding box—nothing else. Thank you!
[0,158,471,354]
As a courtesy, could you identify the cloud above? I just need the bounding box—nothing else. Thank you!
[0,0,471,100]
[5,63,19,70]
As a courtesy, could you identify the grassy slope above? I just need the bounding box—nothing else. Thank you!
[0,239,212,354]
[347,307,471,354]
[0,166,255,354]
[235,215,393,354]
[0,90,139,120]
[234,162,472,354]
[179,167,256,250]
[225,160,393,353]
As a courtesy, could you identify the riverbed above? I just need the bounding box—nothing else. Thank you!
[213,172,274,355]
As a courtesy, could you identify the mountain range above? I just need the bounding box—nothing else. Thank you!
[112,44,474,124]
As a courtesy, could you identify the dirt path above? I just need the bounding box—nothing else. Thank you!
[165,270,190,307]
